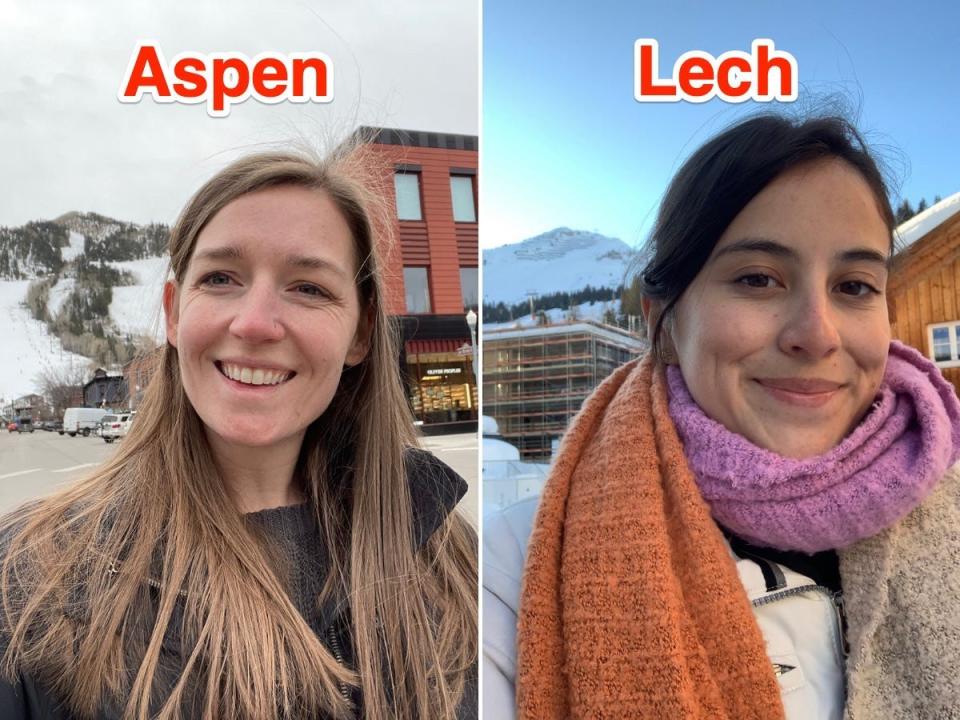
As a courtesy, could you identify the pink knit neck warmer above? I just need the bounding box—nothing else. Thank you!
[666,341,960,553]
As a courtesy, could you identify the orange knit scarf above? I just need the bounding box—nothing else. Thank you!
[516,355,786,719]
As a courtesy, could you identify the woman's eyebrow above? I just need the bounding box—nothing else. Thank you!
[282,253,349,278]
[193,245,244,262]
[837,248,891,269]
[713,238,890,268]
[712,238,798,261]
[192,246,349,277]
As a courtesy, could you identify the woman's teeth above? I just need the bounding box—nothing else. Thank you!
[219,363,290,386]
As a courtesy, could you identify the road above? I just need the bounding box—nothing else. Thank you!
[0,429,114,513]
[0,430,479,525]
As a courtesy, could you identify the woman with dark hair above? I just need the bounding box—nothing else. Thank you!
[0,148,478,719]
[483,114,960,719]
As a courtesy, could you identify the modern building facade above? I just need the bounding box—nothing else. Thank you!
[361,127,479,429]
[482,321,647,460]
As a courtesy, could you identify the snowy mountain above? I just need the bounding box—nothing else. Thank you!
[0,215,170,403]
[483,228,638,306]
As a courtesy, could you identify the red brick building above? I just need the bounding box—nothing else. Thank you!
[361,127,479,429]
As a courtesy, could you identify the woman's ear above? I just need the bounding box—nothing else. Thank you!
[345,302,374,367]
[641,296,661,346]
[162,280,179,348]
[641,296,678,364]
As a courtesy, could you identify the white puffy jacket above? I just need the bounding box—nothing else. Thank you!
[482,496,845,719]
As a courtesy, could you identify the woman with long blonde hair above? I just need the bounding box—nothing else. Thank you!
[0,146,477,719]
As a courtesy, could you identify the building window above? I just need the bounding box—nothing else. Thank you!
[394,172,423,221]
[928,321,960,368]
[404,267,431,314]
[450,175,476,222]
[460,267,478,311]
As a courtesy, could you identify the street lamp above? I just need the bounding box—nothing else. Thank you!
[465,309,478,379]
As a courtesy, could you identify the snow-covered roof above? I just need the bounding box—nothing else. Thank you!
[895,191,960,252]
[485,319,647,349]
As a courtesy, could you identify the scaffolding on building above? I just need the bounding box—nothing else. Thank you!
[482,321,647,461]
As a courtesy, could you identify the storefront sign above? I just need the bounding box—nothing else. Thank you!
[425,367,463,376]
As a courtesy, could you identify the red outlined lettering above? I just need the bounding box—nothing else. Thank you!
[634,39,798,103]
[253,58,288,98]
[121,44,171,99]
[172,57,207,99]
[118,43,334,117]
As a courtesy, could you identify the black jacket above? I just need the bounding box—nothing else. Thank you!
[0,448,477,719]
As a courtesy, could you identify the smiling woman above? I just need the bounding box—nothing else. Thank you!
[0,149,477,719]
[482,115,960,720]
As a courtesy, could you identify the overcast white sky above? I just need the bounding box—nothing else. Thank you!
[0,0,478,228]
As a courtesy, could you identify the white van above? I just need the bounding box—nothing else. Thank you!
[62,407,108,437]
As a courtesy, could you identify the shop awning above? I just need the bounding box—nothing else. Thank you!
[405,338,470,355]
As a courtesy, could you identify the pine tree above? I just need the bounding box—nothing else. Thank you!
[895,200,915,225]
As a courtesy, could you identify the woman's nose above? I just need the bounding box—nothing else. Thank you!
[228,283,285,342]
[777,290,841,359]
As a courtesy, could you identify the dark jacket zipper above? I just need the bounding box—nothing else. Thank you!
[326,623,351,701]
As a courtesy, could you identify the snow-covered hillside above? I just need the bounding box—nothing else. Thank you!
[0,280,89,403]
[61,231,84,262]
[483,228,637,305]
[109,257,169,342]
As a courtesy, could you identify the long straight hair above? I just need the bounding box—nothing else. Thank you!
[0,146,477,719]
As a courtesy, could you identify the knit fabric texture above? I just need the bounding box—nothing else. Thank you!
[517,354,785,720]
[666,340,960,552]
[245,502,332,634]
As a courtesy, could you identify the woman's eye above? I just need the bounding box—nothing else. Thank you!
[295,283,329,298]
[200,272,233,286]
[837,280,879,297]
[735,273,779,289]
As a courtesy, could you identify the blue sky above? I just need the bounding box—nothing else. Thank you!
[482,0,959,249]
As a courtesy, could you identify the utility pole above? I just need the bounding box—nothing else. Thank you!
[526,291,537,319]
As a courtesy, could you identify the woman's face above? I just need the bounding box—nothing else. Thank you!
[163,185,370,452]
[667,159,892,458]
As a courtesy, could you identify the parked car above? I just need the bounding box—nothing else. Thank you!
[41,420,63,432]
[7,418,35,433]
[62,407,108,437]
[101,413,137,443]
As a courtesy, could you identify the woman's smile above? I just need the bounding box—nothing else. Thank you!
[752,377,845,409]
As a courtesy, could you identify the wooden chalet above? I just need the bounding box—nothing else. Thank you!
[888,192,960,394]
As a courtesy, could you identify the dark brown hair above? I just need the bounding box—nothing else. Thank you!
[640,114,896,356]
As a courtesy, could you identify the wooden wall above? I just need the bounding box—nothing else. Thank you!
[888,212,960,394]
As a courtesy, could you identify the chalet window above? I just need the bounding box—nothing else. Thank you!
[927,321,960,368]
